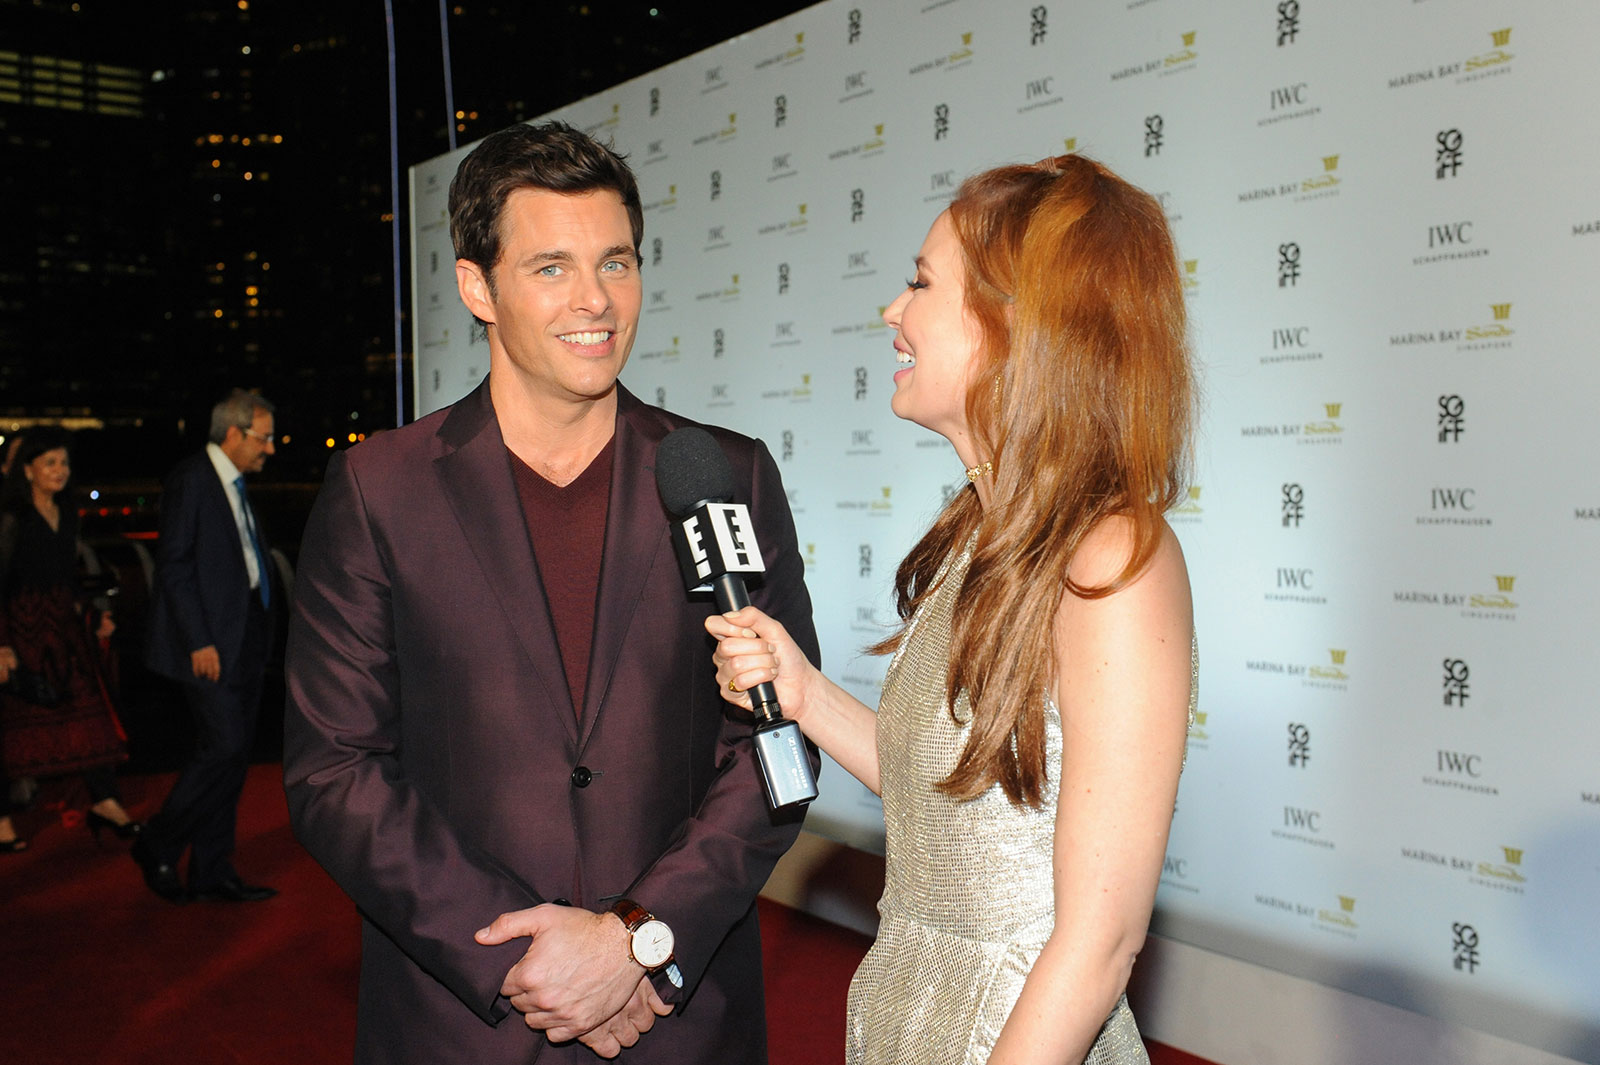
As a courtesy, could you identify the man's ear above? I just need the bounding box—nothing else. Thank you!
[456,259,496,325]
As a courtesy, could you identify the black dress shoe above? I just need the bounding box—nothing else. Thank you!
[131,838,187,903]
[190,876,277,903]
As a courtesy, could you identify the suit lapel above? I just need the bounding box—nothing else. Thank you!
[579,388,671,749]
[435,382,579,745]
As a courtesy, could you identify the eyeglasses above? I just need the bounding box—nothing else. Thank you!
[243,428,276,445]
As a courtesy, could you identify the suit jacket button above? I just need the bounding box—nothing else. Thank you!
[570,766,593,788]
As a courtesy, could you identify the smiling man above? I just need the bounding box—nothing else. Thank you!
[283,122,818,1064]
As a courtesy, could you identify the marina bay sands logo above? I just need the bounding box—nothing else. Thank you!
[1304,155,1340,193]
[1305,403,1342,439]
[1472,846,1526,892]
[1470,575,1516,611]
[1465,303,1512,341]
[1277,1,1299,46]
[909,31,975,76]
[1166,32,1198,70]
[1391,27,1514,89]
[1317,895,1358,934]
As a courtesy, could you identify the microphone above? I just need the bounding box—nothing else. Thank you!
[655,427,819,809]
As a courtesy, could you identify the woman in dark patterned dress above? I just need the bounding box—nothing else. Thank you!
[0,428,140,851]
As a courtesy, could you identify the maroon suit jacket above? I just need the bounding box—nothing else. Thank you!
[283,382,819,1064]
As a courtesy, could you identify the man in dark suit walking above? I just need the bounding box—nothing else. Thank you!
[135,388,279,904]
[283,122,818,1063]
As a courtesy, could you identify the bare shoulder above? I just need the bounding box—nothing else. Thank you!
[1064,515,1189,598]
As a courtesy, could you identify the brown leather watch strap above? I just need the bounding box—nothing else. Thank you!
[609,898,652,931]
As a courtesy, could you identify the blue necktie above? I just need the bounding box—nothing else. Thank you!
[235,476,271,609]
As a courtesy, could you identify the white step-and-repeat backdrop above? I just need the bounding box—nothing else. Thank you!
[410,1,1600,1059]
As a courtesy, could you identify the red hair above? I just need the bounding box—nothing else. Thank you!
[872,154,1194,806]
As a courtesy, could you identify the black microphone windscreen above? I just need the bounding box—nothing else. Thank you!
[655,427,737,517]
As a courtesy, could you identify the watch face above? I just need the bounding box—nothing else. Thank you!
[632,918,674,968]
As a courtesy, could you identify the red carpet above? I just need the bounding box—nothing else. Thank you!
[0,765,1214,1065]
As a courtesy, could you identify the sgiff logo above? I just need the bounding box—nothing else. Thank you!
[1277,0,1300,46]
[1030,6,1047,46]
[649,87,660,116]
[859,543,872,578]
[1443,658,1469,706]
[1288,723,1310,767]
[851,188,865,222]
[848,7,861,44]
[774,94,787,127]
[1278,242,1301,287]
[1436,129,1464,179]
[855,366,868,400]
[1437,395,1465,442]
[1281,483,1304,527]
[651,237,663,267]
[1452,923,1479,973]
[777,262,790,294]
[1144,114,1164,156]
[934,103,950,141]
[713,328,725,359]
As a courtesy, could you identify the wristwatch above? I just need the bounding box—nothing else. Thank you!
[609,898,676,972]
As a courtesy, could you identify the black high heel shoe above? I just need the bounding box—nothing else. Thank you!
[87,810,143,842]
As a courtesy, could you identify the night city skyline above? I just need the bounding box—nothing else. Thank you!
[2,0,812,485]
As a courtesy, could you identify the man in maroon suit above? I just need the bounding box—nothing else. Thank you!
[283,122,818,1063]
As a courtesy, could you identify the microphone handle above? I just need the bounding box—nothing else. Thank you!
[711,573,780,718]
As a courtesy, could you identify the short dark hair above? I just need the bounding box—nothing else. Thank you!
[448,121,644,284]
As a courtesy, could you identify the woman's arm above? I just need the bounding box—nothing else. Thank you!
[708,608,884,796]
[988,517,1193,1065]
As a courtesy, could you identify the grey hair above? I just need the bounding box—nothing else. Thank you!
[208,388,275,444]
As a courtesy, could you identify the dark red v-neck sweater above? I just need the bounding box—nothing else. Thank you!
[507,438,613,718]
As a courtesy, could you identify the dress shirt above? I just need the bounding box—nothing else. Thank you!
[205,442,263,594]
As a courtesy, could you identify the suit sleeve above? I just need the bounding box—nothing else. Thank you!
[628,438,821,1003]
[282,452,537,1026]
[153,463,216,656]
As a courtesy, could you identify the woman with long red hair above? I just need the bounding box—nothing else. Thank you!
[709,154,1196,1065]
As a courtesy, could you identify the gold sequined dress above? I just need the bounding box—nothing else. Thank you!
[846,540,1153,1065]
